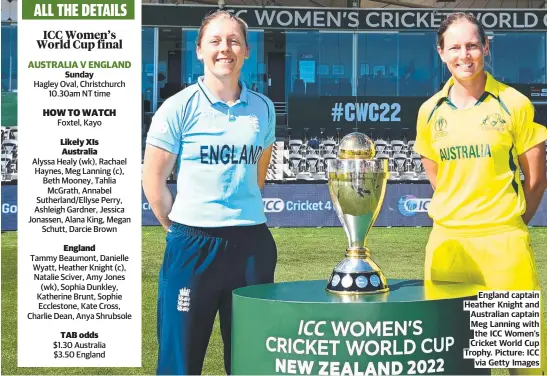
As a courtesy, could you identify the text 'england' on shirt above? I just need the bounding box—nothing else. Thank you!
[145,78,276,228]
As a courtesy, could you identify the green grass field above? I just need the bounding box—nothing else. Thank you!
[2,227,547,375]
[1,92,17,127]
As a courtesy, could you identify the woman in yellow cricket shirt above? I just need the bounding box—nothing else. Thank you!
[414,12,547,375]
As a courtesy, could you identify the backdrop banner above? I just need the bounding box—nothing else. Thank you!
[143,6,547,32]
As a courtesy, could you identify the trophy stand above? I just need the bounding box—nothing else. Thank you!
[326,248,389,294]
[232,279,488,376]
[326,132,390,295]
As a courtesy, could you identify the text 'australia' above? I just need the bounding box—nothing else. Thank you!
[440,144,492,161]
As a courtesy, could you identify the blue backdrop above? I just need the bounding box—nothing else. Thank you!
[3,183,547,231]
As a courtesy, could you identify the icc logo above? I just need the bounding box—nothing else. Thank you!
[263,198,285,213]
[433,117,448,139]
[397,195,430,217]
[434,117,447,132]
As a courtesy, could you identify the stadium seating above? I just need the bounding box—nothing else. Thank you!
[1,126,18,182]
[268,134,435,181]
[266,141,286,181]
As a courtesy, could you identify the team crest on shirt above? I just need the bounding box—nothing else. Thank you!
[249,114,260,133]
[481,113,506,132]
[177,288,191,312]
[200,111,214,122]
[433,117,449,139]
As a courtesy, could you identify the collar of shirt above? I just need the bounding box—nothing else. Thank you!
[197,76,249,106]
[439,71,500,109]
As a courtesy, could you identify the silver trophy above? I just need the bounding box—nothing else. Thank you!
[326,133,390,294]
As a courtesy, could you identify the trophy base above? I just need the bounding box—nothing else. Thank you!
[326,256,390,295]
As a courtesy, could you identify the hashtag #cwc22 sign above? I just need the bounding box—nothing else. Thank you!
[288,97,425,134]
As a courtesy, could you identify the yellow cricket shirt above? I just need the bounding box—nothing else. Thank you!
[414,72,547,229]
